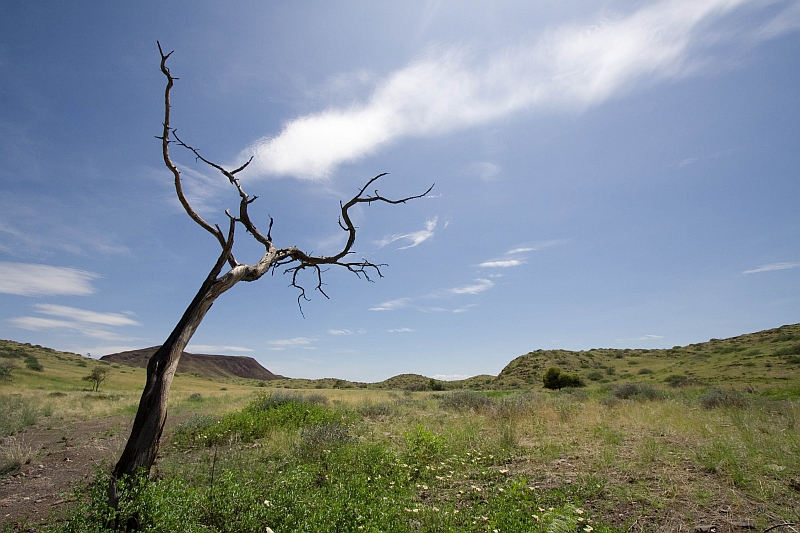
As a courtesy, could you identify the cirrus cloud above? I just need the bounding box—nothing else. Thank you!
[0,261,98,296]
[241,0,782,180]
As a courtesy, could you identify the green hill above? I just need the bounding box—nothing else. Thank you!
[494,322,800,390]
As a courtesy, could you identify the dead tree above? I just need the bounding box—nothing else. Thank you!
[110,44,432,504]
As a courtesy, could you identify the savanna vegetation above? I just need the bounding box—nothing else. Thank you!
[0,324,798,532]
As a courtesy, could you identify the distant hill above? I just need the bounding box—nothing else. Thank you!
[492,322,800,390]
[101,347,284,381]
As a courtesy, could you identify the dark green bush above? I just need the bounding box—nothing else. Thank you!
[542,367,585,390]
[637,368,653,375]
[23,355,43,371]
[187,393,203,402]
[587,371,604,381]
[611,383,663,401]
[698,389,748,409]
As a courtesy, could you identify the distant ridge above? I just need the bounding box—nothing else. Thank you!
[101,347,285,381]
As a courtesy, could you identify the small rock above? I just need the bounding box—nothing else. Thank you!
[729,521,755,529]
[694,526,717,533]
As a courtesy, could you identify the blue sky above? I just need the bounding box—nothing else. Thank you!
[1,1,799,381]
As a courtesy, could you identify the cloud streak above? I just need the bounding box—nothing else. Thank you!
[742,262,800,275]
[376,217,437,249]
[186,344,254,353]
[242,0,772,180]
[0,261,98,296]
[267,337,316,350]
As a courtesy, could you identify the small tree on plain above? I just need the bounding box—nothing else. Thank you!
[83,366,110,392]
[109,43,432,509]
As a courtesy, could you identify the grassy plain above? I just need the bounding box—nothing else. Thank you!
[0,325,799,532]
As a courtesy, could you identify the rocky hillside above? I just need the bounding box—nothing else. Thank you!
[101,347,284,381]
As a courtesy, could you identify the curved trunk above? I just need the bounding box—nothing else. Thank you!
[108,255,241,514]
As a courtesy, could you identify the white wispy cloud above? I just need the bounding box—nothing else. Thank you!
[9,316,130,341]
[186,344,255,353]
[453,304,477,314]
[742,262,800,275]
[9,303,141,341]
[241,0,776,180]
[376,217,437,249]
[369,297,412,312]
[478,240,567,268]
[267,337,316,350]
[447,278,494,295]
[388,327,413,333]
[478,259,524,268]
[617,334,665,342]
[468,161,501,181]
[328,329,353,335]
[0,261,98,296]
[33,304,140,326]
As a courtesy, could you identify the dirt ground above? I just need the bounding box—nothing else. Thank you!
[1,415,132,530]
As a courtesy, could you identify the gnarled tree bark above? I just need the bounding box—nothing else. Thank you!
[108,43,432,516]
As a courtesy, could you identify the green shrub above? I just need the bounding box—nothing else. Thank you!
[249,391,328,411]
[438,390,493,411]
[663,374,690,387]
[698,389,748,409]
[542,367,585,390]
[611,383,663,401]
[587,371,603,381]
[404,424,445,464]
[637,368,653,375]
[187,393,203,402]
[0,361,15,381]
[23,355,43,372]
[299,422,351,457]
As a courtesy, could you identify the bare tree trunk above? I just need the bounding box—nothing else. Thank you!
[108,248,235,511]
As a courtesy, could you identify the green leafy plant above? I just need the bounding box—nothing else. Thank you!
[542,367,585,390]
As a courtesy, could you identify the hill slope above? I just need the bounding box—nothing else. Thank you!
[494,322,800,389]
[101,347,284,381]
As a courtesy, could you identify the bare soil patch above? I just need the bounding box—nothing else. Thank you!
[1,415,131,528]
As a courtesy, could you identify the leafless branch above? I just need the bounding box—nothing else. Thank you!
[157,46,432,306]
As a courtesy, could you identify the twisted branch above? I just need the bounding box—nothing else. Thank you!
[157,43,433,305]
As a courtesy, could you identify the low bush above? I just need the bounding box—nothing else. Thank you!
[299,422,351,457]
[0,361,15,381]
[698,389,748,409]
[587,371,604,381]
[23,356,43,372]
[611,383,664,401]
[187,393,203,402]
[358,403,394,418]
[637,368,653,375]
[404,424,445,464]
[663,374,690,387]
[542,367,585,390]
[250,391,328,411]
[438,390,493,411]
